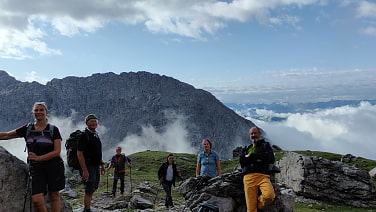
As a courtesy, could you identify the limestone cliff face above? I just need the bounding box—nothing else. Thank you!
[0,71,255,159]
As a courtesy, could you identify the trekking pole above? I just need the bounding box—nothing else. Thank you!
[106,172,109,194]
[129,166,132,195]
[23,161,32,212]
[153,182,162,205]
[102,166,111,197]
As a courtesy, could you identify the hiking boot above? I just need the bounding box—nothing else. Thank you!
[120,193,124,197]
[110,193,115,198]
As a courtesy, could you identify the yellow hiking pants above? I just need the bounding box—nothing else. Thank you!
[243,173,275,212]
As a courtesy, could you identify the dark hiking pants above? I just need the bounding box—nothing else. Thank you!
[112,171,125,195]
[162,180,174,207]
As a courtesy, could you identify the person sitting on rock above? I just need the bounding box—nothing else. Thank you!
[239,127,276,212]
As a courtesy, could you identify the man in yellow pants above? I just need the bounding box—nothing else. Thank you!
[239,127,276,212]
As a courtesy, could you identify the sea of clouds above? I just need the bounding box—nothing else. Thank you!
[241,101,376,160]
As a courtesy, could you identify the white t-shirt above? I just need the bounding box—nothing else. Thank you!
[165,165,174,181]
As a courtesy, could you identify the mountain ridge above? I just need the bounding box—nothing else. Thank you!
[0,70,256,159]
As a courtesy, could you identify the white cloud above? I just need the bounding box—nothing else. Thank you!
[0,138,29,162]
[104,111,195,160]
[0,24,61,59]
[51,16,104,37]
[23,71,49,84]
[1,108,196,162]
[355,1,376,37]
[252,101,376,160]
[0,0,326,59]
[356,1,376,18]
[360,26,376,36]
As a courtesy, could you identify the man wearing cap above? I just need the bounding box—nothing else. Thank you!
[77,114,105,212]
[107,147,132,197]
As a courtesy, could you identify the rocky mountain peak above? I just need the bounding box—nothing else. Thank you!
[0,71,256,159]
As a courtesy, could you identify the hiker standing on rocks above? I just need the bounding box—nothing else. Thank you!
[239,127,276,212]
[107,146,132,197]
[157,153,181,208]
[0,102,65,212]
[77,114,106,212]
[196,139,221,178]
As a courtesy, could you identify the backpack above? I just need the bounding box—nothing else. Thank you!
[197,202,219,212]
[24,123,55,152]
[25,123,55,139]
[65,130,83,170]
[262,142,281,174]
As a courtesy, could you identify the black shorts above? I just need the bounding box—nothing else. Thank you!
[31,159,65,195]
[80,165,100,193]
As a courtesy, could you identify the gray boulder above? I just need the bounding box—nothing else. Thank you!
[179,171,294,212]
[0,146,72,212]
[370,167,376,180]
[130,194,154,209]
[341,153,357,163]
[277,151,376,207]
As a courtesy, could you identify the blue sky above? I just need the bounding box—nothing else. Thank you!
[1,0,376,104]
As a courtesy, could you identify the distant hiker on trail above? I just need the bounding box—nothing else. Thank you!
[0,102,65,212]
[239,127,276,212]
[196,139,221,178]
[77,114,106,212]
[157,153,181,209]
[107,146,132,197]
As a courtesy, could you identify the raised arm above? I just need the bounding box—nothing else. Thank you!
[0,130,20,140]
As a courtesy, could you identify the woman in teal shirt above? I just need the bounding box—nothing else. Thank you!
[196,139,221,178]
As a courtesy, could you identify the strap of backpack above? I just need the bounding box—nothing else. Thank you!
[25,123,33,141]
[25,123,55,140]
[49,124,55,139]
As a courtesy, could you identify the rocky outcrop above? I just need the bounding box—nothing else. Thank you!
[370,167,376,180]
[341,153,358,163]
[0,146,72,211]
[179,172,294,212]
[276,152,376,207]
[0,70,256,159]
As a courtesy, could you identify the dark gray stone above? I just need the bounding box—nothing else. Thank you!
[277,152,376,207]
[179,172,294,212]
[0,146,72,212]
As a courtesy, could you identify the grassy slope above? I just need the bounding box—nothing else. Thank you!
[69,150,376,211]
